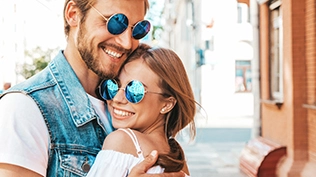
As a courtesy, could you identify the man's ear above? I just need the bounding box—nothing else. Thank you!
[160,97,177,114]
[64,0,80,27]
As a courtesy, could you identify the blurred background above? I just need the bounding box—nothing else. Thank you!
[1,0,315,177]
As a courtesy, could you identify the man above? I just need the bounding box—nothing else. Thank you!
[0,0,184,176]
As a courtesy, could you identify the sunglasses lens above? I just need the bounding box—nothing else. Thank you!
[107,14,128,35]
[132,20,151,40]
[125,80,145,103]
[100,79,118,100]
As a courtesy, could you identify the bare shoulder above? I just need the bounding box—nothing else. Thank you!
[102,129,139,157]
[103,129,168,158]
[128,130,169,157]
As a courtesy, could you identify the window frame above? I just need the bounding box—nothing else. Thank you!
[268,0,283,101]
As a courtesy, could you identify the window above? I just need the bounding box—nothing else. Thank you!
[235,60,252,92]
[205,36,214,51]
[237,3,250,23]
[269,0,283,101]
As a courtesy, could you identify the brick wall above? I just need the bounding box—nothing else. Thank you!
[305,0,316,163]
[259,0,316,176]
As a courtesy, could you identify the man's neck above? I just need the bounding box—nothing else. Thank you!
[64,44,100,98]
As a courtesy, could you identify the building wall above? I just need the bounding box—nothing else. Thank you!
[161,0,202,104]
[259,0,316,176]
[0,1,25,87]
[162,0,254,118]
[0,1,64,88]
[303,0,316,175]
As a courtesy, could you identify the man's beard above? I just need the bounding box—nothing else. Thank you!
[76,24,116,80]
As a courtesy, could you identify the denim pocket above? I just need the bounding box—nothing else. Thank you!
[59,150,96,176]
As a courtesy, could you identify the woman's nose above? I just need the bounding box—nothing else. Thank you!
[112,88,128,104]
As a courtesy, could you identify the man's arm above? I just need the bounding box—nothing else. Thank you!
[0,94,49,176]
[0,163,43,177]
[128,150,185,177]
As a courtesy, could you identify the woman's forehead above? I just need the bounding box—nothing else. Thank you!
[120,59,159,86]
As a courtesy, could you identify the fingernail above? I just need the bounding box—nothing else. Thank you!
[150,150,157,157]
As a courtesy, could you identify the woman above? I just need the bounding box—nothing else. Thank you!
[87,44,197,176]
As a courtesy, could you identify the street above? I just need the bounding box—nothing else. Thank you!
[178,128,251,177]
[177,92,254,177]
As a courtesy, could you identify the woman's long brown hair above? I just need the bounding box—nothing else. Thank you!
[126,43,197,172]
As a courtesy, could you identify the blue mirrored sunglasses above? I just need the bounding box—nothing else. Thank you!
[90,5,151,40]
[99,79,165,104]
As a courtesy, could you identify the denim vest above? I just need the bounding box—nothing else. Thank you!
[1,51,108,176]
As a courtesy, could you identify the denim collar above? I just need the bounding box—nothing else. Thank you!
[49,51,99,127]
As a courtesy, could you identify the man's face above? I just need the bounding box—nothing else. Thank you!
[76,0,147,79]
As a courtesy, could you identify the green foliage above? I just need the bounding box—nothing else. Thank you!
[147,0,164,40]
[19,47,59,79]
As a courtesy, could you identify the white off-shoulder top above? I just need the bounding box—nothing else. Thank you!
[86,128,164,176]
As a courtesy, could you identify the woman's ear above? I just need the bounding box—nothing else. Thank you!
[160,97,177,114]
[64,0,80,27]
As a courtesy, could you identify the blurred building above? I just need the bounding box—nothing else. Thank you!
[258,0,316,176]
[0,1,25,86]
[161,0,253,116]
[163,0,316,176]
[0,0,64,87]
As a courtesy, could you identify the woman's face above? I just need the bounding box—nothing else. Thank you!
[107,58,167,133]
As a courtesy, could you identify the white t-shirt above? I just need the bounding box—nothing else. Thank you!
[0,93,109,176]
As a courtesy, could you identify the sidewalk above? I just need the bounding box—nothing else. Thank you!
[178,115,252,177]
[175,91,255,176]
[180,141,248,177]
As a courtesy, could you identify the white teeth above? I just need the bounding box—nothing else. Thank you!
[105,49,122,58]
[114,108,133,117]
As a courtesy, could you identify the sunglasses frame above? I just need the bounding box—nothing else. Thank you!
[99,79,165,104]
[90,5,151,40]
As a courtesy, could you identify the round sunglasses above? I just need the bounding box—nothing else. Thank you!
[90,5,151,40]
[99,79,165,103]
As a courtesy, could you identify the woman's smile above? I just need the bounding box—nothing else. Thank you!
[113,108,134,118]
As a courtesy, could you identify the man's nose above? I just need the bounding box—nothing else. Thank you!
[115,28,134,50]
